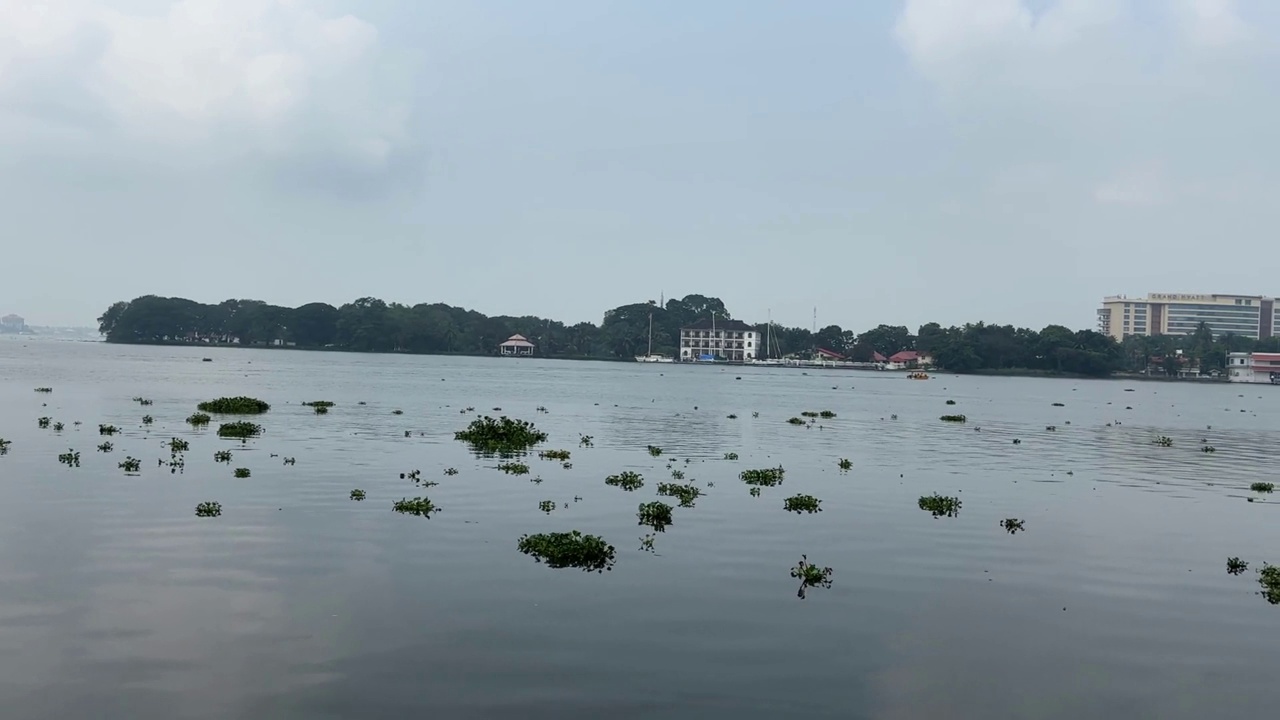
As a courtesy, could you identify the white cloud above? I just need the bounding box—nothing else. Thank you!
[0,0,406,169]
[1093,167,1168,206]
[1175,0,1251,48]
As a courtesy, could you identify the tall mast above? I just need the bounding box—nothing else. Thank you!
[647,311,653,356]
[767,309,771,359]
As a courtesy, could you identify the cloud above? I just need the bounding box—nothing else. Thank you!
[1092,167,1168,206]
[0,0,411,173]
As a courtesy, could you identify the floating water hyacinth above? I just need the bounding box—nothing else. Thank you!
[217,422,262,440]
[786,417,805,426]
[790,555,833,599]
[99,424,119,435]
[57,450,80,467]
[579,434,594,447]
[313,405,329,414]
[723,452,739,461]
[454,416,547,457]
[34,387,52,393]
[393,497,439,517]
[198,397,270,414]
[639,534,656,553]
[141,415,154,426]
[443,467,459,476]
[783,494,822,514]
[517,531,615,572]
[186,412,211,427]
[605,471,644,491]
[37,417,51,429]
[1251,482,1275,493]
[945,400,956,405]
[940,415,967,423]
[497,462,530,475]
[194,502,221,518]
[350,489,366,501]
[133,397,153,406]
[647,445,663,457]
[214,450,232,463]
[538,500,556,514]
[0,438,11,456]
[1153,436,1173,447]
[740,467,785,487]
[302,401,335,408]
[52,422,64,432]
[1000,518,1026,534]
[539,449,571,461]
[637,501,673,532]
[119,457,141,473]
[233,468,251,478]
[1260,564,1280,605]
[749,487,761,497]
[1227,557,1248,576]
[168,438,189,453]
[656,482,701,508]
[837,458,852,471]
[919,493,962,518]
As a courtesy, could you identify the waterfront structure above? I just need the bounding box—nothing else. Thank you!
[499,334,535,356]
[679,318,759,362]
[886,351,932,370]
[0,314,24,333]
[1098,293,1275,341]
[1226,352,1280,384]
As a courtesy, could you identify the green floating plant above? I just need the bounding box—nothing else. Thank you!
[58,449,81,467]
[940,415,967,423]
[1202,445,1216,453]
[723,452,739,461]
[119,456,141,473]
[670,469,685,481]
[539,449,571,461]
[1000,518,1025,534]
[818,410,836,418]
[517,531,615,572]
[393,496,439,517]
[740,466,785,487]
[637,501,674,532]
[1153,436,1173,447]
[214,450,232,463]
[801,411,819,418]
[0,438,12,456]
[837,458,852,471]
[195,501,222,518]
[919,493,962,518]
[579,434,594,447]
[34,387,52,393]
[52,421,64,432]
[1052,402,1065,407]
[790,555,833,599]
[727,414,738,419]
[37,417,51,429]
[1227,557,1248,576]
[302,401,335,408]
[1260,564,1280,605]
[498,462,530,475]
[392,409,404,415]
[168,438,189,453]
[233,467,251,478]
[538,500,556,514]
[783,494,822,514]
[217,422,262,440]
[350,489,366,501]
[133,397,153,406]
[186,412,211,427]
[605,471,644,491]
[443,467,459,476]
[749,487,761,497]
[99,424,119,435]
[945,400,957,405]
[313,405,329,415]
[647,445,663,457]
[283,457,295,466]
[197,396,270,414]
[656,482,701,508]
[786,417,806,425]
[1251,482,1275,493]
[454,416,547,456]
[141,415,154,425]
[639,534,656,553]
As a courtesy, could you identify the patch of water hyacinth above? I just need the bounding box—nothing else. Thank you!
[637,501,674,531]
[197,396,271,414]
[1001,518,1026,534]
[1153,436,1173,447]
[233,467,251,478]
[647,445,663,457]
[302,401,335,408]
[919,493,962,518]
[749,487,761,497]
[393,497,439,517]
[1251,482,1274,493]
[723,452,739,460]
[37,417,51,429]
[217,422,262,440]
[168,438,189,453]
[516,531,615,572]
[538,500,556,514]
[1227,557,1248,575]
[656,482,701,507]
[1260,564,1280,605]
[497,462,530,475]
[141,415,154,425]
[443,467,459,476]
[790,555,833,599]
[119,457,141,473]
[195,502,222,518]
[52,421,64,432]
[837,458,852,471]
[133,397,153,406]
[350,489,366,501]
[940,415,967,423]
[99,424,119,435]
[538,449,571,461]
[786,417,806,425]
[214,450,232,463]
[0,438,11,455]
[186,412,211,427]
[58,450,81,467]
[454,416,547,456]
[605,471,644,491]
[740,466,785,487]
[313,405,329,414]
[34,387,52,393]
[783,494,822,514]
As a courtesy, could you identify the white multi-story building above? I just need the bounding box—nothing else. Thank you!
[1098,293,1274,341]
[679,318,759,362]
[1226,352,1280,384]
[0,314,24,333]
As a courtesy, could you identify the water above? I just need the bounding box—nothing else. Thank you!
[0,339,1276,719]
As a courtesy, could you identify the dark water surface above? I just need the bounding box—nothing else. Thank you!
[0,339,1276,719]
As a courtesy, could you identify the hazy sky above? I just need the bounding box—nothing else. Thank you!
[2,0,1277,330]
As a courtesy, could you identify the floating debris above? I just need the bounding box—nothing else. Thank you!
[940,415,967,423]
[783,494,822,514]
[790,555,833,599]
[918,493,962,518]
[517,531,615,572]
[217,422,262,440]
[605,471,644,491]
[350,489,366,501]
[455,416,547,456]
[740,467,785,487]
[233,467,251,478]
[393,497,439,517]
[198,396,271,414]
[194,502,222,518]
[1227,557,1248,576]
[497,462,530,475]
[1000,518,1025,534]
[637,501,673,531]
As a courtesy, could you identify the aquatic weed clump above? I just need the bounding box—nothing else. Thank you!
[1251,482,1275,493]
[657,482,702,507]
[786,417,806,426]
[918,493,962,518]
[539,449,571,461]
[837,458,852,472]
[740,466,785,487]
[637,501,674,531]
[605,471,644,491]
[790,555,833,599]
[168,438,189,453]
[186,412,211,427]
[1259,564,1280,605]
[1227,557,1248,576]
[723,452,739,461]
[350,489,366,501]
[99,424,119,435]
[454,416,547,456]
[198,397,271,414]
[516,531,615,572]
[393,497,439,517]
[647,445,663,457]
[0,438,10,455]
[58,449,81,467]
[194,502,222,518]
[302,401,335,408]
[1153,436,1173,447]
[783,494,822,514]
[940,415,967,423]
[217,422,262,440]
[34,387,52,393]
[497,461,531,475]
[233,467,251,478]
[1000,518,1026,534]
[539,500,556,514]
[119,456,141,473]
[37,417,51,429]
[214,450,232,463]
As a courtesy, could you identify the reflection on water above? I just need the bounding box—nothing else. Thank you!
[0,341,1277,719]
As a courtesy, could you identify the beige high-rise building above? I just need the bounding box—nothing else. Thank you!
[1097,293,1276,341]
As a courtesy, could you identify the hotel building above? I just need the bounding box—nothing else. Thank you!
[1097,293,1275,341]
[679,318,760,362]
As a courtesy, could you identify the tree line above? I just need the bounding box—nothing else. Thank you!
[97,294,1269,377]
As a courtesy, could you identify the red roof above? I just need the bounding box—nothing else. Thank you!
[872,351,888,362]
[889,351,919,362]
[816,348,845,360]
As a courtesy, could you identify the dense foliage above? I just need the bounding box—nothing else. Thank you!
[454,416,547,457]
[198,397,271,414]
[516,531,616,572]
[101,293,1273,377]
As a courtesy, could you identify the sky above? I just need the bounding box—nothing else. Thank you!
[1,0,1277,331]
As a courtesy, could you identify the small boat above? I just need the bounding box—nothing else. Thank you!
[908,372,930,380]
[635,311,675,363]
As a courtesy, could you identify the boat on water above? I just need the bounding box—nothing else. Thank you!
[908,372,930,380]
[635,309,674,363]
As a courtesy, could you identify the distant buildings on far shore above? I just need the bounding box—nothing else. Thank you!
[0,314,26,333]
[1098,293,1277,341]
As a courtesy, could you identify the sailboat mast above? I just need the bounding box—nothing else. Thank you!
[647,312,653,356]
[767,309,771,359]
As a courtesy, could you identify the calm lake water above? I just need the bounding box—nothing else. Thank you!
[0,339,1276,719]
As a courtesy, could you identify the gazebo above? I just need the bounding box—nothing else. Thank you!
[499,334,535,356]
